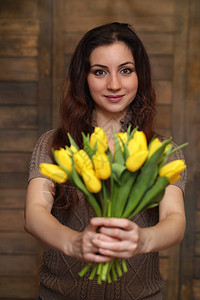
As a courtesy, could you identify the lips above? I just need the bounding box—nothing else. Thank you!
[104,94,125,103]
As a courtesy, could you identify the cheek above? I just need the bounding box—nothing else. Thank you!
[88,78,104,94]
[129,77,138,93]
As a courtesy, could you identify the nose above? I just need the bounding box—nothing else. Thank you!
[107,74,121,90]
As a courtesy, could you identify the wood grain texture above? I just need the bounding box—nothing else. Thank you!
[0,82,37,105]
[0,35,38,57]
[0,173,28,189]
[154,81,172,105]
[0,232,40,255]
[62,15,178,34]
[0,255,37,276]
[0,209,24,231]
[0,58,38,81]
[63,0,175,16]
[150,56,173,81]
[0,0,38,18]
[0,106,37,129]
[194,280,200,300]
[0,130,37,151]
[195,234,200,256]
[0,189,26,208]
[0,153,30,172]
[0,277,38,299]
[178,0,200,299]
[155,105,171,130]
[0,19,39,34]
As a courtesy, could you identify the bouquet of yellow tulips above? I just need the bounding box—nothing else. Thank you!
[40,126,187,283]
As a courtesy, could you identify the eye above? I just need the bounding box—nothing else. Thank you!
[93,69,107,76]
[120,67,134,75]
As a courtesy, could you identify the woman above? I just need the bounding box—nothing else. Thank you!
[25,22,186,300]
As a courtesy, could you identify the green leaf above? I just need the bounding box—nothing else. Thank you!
[129,126,138,141]
[122,138,172,218]
[111,162,127,182]
[113,128,124,164]
[128,176,169,219]
[67,133,79,150]
[111,169,137,217]
[81,132,95,159]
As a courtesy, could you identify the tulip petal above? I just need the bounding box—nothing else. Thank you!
[159,160,186,184]
[93,152,111,180]
[73,150,93,174]
[40,163,68,183]
[82,168,102,193]
[128,130,148,156]
[54,148,72,172]
[90,127,108,153]
[117,132,128,152]
[126,150,148,172]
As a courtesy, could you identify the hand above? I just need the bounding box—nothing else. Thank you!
[90,217,141,259]
[79,220,115,263]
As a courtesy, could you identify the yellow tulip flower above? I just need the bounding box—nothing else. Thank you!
[73,150,93,175]
[40,163,68,183]
[128,130,148,155]
[90,127,108,153]
[159,160,186,184]
[66,145,78,155]
[117,132,128,152]
[126,150,149,172]
[54,148,72,171]
[148,138,171,158]
[82,168,102,193]
[93,151,111,179]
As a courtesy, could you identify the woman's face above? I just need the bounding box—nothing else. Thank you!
[87,42,138,118]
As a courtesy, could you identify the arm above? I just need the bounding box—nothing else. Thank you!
[24,177,112,263]
[141,184,186,253]
[90,185,186,257]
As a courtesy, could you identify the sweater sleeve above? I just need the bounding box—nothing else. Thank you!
[28,129,56,182]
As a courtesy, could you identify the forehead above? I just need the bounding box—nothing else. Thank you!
[89,42,134,65]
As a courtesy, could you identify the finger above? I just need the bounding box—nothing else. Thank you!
[97,241,138,258]
[91,217,135,231]
[93,239,133,252]
[98,248,133,258]
[98,226,139,242]
[93,233,120,243]
[83,252,113,263]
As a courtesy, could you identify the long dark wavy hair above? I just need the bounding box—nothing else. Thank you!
[52,22,157,209]
[53,22,156,149]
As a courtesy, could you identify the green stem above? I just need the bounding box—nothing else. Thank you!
[107,198,112,217]
[122,259,128,273]
[97,262,103,275]
[89,264,98,280]
[111,261,117,281]
[78,263,92,277]
[115,259,122,277]
[97,274,102,284]
[101,262,110,281]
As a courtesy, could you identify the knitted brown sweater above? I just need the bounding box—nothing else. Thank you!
[29,129,186,300]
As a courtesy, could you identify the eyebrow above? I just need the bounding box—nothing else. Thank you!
[90,61,135,68]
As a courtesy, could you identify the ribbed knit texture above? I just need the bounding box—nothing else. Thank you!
[29,122,186,300]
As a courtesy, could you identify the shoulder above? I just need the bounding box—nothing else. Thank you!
[36,129,57,146]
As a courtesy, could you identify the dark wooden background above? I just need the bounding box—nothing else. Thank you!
[0,0,199,299]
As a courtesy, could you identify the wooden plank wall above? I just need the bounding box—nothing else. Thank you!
[0,0,52,299]
[0,0,199,299]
